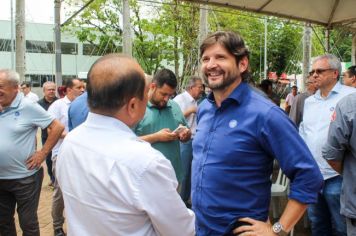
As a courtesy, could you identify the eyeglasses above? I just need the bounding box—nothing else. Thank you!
[309,68,334,76]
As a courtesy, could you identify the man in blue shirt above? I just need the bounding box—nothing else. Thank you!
[68,91,89,131]
[0,69,64,236]
[192,31,323,236]
[299,54,355,236]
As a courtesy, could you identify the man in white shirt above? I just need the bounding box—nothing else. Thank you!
[20,81,39,102]
[56,54,195,236]
[48,78,85,236]
[299,54,355,236]
[173,75,203,206]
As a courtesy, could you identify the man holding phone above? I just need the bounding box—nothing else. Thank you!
[135,69,191,184]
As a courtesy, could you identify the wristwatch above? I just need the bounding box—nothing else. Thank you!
[272,222,288,236]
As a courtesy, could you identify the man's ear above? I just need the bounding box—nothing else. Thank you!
[238,56,249,74]
[127,97,138,118]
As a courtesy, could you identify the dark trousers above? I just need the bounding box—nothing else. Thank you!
[0,168,44,236]
[42,138,54,183]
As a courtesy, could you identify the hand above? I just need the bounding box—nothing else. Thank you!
[233,218,277,236]
[156,128,179,142]
[26,151,46,170]
[178,128,191,142]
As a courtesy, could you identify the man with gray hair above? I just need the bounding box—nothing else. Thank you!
[0,69,64,235]
[173,75,203,206]
[299,54,355,235]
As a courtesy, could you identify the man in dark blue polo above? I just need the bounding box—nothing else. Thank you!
[192,31,324,236]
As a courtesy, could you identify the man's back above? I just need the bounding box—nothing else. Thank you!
[57,113,195,236]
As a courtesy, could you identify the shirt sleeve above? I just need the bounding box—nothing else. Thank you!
[29,102,54,129]
[259,107,323,204]
[322,104,350,162]
[135,156,195,236]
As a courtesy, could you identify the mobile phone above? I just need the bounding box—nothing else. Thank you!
[172,125,187,134]
[222,219,252,236]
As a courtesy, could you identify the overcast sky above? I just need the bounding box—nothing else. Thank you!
[0,0,75,24]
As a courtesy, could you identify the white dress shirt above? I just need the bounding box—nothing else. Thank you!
[25,91,39,102]
[173,91,197,137]
[56,112,195,236]
[299,82,355,179]
[47,96,71,158]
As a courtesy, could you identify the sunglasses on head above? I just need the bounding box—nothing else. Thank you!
[309,68,334,76]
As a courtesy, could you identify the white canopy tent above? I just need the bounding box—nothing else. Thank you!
[183,0,356,31]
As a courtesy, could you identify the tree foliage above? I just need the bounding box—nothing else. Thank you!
[63,0,352,87]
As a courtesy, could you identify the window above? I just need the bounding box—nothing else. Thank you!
[26,40,54,54]
[83,43,101,56]
[83,43,122,56]
[62,42,77,55]
[0,39,14,52]
[26,74,55,87]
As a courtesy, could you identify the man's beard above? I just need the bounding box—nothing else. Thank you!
[203,71,238,91]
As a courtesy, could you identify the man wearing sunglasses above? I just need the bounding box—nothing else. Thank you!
[299,54,355,236]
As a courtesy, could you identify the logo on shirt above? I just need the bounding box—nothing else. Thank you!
[229,119,238,128]
[14,111,20,117]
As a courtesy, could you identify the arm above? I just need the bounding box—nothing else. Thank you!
[26,119,64,169]
[183,106,197,118]
[234,199,306,235]
[136,157,195,236]
[322,104,350,174]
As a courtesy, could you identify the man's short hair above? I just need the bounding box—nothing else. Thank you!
[87,54,146,112]
[347,65,356,77]
[21,81,31,88]
[200,31,250,81]
[152,69,177,89]
[186,75,202,90]
[42,81,56,90]
[292,85,298,89]
[0,69,20,86]
[64,77,80,89]
[313,54,342,80]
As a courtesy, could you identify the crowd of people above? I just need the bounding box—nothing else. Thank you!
[0,31,355,236]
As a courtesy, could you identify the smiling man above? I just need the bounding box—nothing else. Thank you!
[192,31,323,236]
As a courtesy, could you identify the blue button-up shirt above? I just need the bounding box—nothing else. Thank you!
[68,92,89,131]
[192,82,323,235]
[299,82,355,179]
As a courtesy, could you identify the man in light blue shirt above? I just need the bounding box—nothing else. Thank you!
[0,69,64,236]
[299,54,355,236]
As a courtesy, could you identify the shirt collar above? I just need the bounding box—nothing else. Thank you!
[63,96,72,104]
[314,81,342,100]
[183,91,195,102]
[206,82,249,106]
[86,112,136,137]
